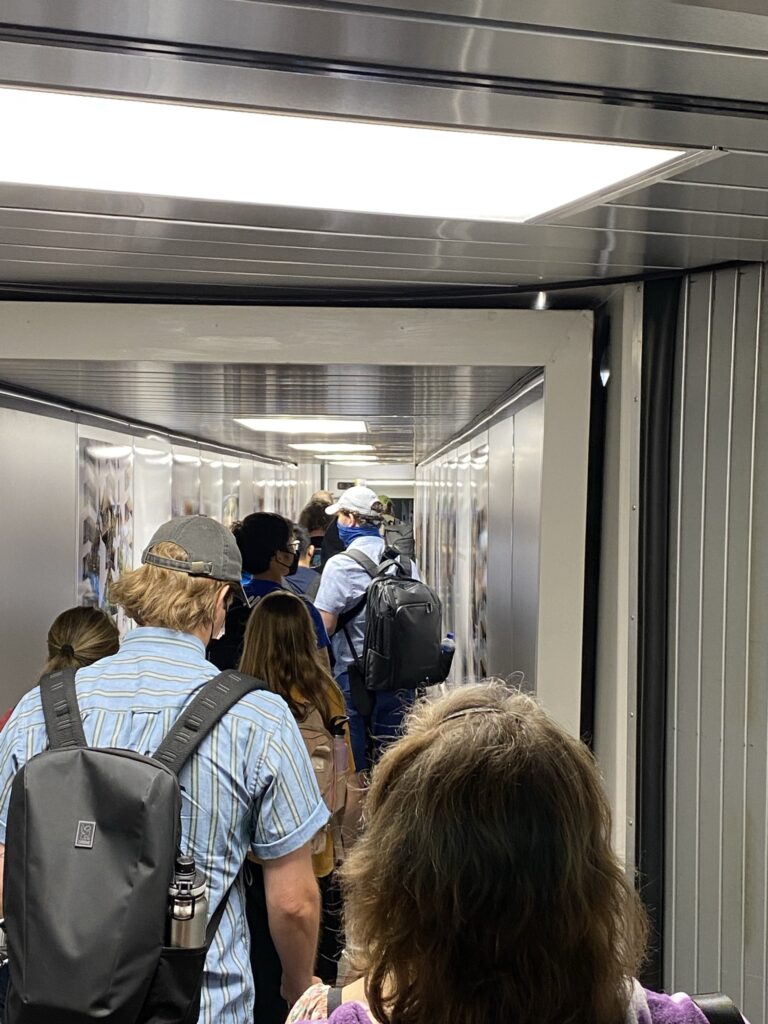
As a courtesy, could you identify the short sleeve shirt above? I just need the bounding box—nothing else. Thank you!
[0,627,329,1024]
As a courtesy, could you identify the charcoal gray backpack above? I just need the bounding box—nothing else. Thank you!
[337,551,452,713]
[3,666,267,1024]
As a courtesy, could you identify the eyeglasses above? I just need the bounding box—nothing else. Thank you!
[286,540,300,552]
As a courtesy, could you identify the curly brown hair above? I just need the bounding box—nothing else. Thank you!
[340,683,647,1024]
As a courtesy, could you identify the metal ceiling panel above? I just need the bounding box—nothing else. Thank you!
[3,0,767,101]
[0,360,533,462]
[0,0,766,297]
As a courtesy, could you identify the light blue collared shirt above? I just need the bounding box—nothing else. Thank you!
[0,626,329,1024]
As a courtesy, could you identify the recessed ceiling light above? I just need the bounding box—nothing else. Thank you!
[314,453,378,461]
[235,418,367,434]
[330,460,383,467]
[289,442,375,453]
[0,88,716,222]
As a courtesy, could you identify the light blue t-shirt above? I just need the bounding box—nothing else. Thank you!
[0,627,329,1024]
[314,535,420,679]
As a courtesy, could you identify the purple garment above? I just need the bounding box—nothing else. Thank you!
[296,984,715,1024]
[294,1003,370,1024]
[641,988,710,1024]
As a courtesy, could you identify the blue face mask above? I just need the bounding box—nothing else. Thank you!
[338,522,380,548]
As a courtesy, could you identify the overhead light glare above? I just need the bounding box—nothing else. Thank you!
[0,87,713,222]
[330,460,383,467]
[85,445,132,460]
[314,453,378,461]
[236,417,367,434]
[290,442,375,453]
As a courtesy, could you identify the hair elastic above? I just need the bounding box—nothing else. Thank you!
[60,643,75,656]
[442,706,505,723]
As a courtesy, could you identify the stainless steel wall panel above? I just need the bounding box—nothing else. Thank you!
[697,269,738,989]
[417,387,543,691]
[486,416,515,679]
[665,276,688,988]
[666,264,768,1024]
[0,407,77,707]
[670,271,713,992]
[510,399,544,689]
[742,268,768,1024]
[720,266,761,1008]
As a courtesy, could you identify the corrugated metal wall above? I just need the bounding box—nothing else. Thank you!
[665,264,767,1024]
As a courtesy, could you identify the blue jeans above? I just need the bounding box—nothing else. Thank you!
[337,671,414,771]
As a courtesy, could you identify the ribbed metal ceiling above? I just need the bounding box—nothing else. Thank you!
[0,0,766,300]
[0,361,532,462]
[0,1,766,459]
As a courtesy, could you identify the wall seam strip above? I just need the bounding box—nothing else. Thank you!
[717,268,738,992]
[694,271,714,991]
[669,274,690,988]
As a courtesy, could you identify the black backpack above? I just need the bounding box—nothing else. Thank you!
[3,666,268,1024]
[337,550,452,713]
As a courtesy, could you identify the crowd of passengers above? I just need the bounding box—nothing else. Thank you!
[0,487,717,1024]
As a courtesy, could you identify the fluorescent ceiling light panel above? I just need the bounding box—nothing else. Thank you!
[315,453,378,461]
[236,418,367,434]
[331,460,383,467]
[0,88,704,222]
[290,443,375,453]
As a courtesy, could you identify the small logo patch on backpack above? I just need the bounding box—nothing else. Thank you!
[74,820,96,848]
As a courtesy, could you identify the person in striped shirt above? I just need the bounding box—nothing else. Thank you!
[0,515,329,1024]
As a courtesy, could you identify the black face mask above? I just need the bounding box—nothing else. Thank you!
[275,550,300,575]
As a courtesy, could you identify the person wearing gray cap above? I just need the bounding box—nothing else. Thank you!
[0,515,327,1024]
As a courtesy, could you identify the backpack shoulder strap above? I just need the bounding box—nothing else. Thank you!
[153,670,269,776]
[40,668,87,749]
[691,995,745,1024]
[341,548,380,578]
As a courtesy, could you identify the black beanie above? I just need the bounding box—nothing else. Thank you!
[233,513,291,574]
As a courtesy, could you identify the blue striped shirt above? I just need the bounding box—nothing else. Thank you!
[0,627,329,1024]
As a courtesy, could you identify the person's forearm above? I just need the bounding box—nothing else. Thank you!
[267,887,320,1004]
[319,609,337,636]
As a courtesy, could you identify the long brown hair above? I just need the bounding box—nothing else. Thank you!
[45,606,120,674]
[341,683,648,1024]
[238,590,340,725]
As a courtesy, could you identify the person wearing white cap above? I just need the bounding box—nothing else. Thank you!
[314,486,419,773]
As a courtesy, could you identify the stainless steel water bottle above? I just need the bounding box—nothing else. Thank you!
[167,854,208,948]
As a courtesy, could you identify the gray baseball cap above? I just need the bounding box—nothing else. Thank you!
[141,515,250,605]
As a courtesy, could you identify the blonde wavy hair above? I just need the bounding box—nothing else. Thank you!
[341,682,648,1024]
[44,606,120,674]
[109,541,228,633]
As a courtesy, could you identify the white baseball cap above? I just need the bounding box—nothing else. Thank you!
[326,485,382,517]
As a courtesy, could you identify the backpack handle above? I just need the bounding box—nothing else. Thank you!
[691,994,745,1024]
[153,670,269,777]
[40,668,87,749]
